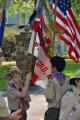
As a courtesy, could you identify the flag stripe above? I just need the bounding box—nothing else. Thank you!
[55,21,73,39]
[52,0,80,62]
[68,9,80,33]
[60,33,80,55]
[67,11,80,49]
[52,7,78,41]
[59,34,80,58]
[52,8,74,39]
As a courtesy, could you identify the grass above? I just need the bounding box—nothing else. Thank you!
[0,60,80,91]
[64,59,80,77]
[0,61,16,91]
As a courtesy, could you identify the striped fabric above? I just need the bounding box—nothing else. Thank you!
[52,0,80,62]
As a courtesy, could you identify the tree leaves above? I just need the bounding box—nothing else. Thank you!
[7,0,34,15]
[6,0,80,24]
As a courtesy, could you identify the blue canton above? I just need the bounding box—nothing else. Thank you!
[52,0,71,15]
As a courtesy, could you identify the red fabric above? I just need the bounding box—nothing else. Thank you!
[32,21,39,32]
[52,1,80,62]
[32,72,39,84]
[31,28,51,85]
[46,38,53,45]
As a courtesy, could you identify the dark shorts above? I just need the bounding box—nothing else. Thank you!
[44,107,60,120]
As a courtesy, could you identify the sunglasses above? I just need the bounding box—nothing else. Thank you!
[0,52,3,57]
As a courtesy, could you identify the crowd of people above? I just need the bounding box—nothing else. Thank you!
[0,47,80,120]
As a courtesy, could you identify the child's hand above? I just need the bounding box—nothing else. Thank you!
[26,72,32,82]
[10,109,22,120]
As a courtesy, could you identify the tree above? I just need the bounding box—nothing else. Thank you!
[7,0,34,15]
[6,0,80,24]
[70,0,80,23]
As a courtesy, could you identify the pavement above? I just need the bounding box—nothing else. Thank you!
[3,86,48,120]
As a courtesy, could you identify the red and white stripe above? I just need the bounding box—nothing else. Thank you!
[52,3,80,62]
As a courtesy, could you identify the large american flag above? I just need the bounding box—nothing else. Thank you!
[52,0,80,62]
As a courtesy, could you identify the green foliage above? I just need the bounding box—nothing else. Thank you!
[2,40,16,60]
[64,59,80,77]
[0,0,2,4]
[2,27,19,61]
[7,0,34,17]
[0,62,16,91]
[70,0,80,24]
[6,0,80,24]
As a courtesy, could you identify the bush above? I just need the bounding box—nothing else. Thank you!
[2,40,16,61]
[2,27,19,61]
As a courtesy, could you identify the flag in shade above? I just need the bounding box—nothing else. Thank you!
[52,0,80,62]
[0,9,5,47]
[28,23,51,88]
[28,30,51,88]
[32,32,51,88]
[28,31,40,57]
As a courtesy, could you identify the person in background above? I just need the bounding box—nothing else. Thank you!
[59,70,80,120]
[44,56,70,120]
[7,66,31,120]
[0,48,22,120]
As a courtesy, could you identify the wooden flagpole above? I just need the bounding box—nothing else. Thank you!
[29,0,40,72]
[29,32,37,72]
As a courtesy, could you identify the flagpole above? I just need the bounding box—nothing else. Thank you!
[2,0,7,11]
[52,0,58,56]
[0,0,6,22]
[29,32,37,72]
[29,0,40,72]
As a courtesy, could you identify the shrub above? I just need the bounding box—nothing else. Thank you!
[2,27,19,61]
[2,40,16,61]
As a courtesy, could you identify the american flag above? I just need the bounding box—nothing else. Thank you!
[52,0,80,62]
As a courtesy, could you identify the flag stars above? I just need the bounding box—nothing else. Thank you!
[55,0,71,15]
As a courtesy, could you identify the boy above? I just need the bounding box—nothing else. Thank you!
[7,66,31,120]
[0,48,22,120]
[44,56,70,120]
[59,70,80,120]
